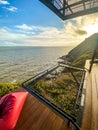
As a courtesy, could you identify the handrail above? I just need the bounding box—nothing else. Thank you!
[59,63,86,115]
[23,64,59,86]
[72,70,85,115]
[22,64,86,130]
[59,63,85,71]
[22,84,80,130]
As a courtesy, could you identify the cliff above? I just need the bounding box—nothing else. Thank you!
[67,33,98,67]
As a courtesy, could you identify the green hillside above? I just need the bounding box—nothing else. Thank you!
[67,33,98,67]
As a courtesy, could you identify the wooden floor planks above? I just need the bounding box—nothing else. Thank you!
[91,64,98,130]
[81,61,98,130]
[81,72,92,130]
[14,87,74,130]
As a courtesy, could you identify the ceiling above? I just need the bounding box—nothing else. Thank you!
[39,0,98,20]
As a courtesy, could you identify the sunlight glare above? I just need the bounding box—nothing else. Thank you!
[84,23,98,37]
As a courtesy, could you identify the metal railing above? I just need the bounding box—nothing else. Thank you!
[59,63,86,116]
[72,70,85,116]
[89,37,98,72]
[22,63,85,130]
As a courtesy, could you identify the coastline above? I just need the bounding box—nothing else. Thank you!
[0,46,72,83]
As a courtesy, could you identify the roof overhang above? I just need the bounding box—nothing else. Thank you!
[39,0,98,20]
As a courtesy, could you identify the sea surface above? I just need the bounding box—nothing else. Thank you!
[0,46,73,83]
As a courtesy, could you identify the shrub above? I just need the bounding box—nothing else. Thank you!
[0,83,21,97]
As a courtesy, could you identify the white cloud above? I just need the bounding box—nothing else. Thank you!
[65,13,98,38]
[16,24,55,31]
[0,26,70,46]
[1,13,98,47]
[0,25,85,47]
[0,28,28,46]
[4,6,18,12]
[16,24,74,45]
[0,0,9,5]
[16,24,33,30]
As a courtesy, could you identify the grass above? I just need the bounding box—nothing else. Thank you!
[69,50,98,68]
[72,51,93,68]
[30,73,80,115]
[0,82,21,97]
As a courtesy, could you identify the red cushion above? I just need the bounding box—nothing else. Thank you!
[0,92,28,130]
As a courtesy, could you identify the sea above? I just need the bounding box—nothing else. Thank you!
[0,46,73,83]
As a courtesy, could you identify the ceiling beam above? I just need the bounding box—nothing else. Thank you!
[64,0,73,14]
[63,7,98,20]
[39,0,98,20]
[59,0,89,11]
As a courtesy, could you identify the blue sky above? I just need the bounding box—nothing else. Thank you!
[0,0,98,46]
[0,0,63,27]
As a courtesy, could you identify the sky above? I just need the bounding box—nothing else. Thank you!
[0,0,98,46]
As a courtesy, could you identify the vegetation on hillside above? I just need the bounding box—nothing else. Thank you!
[0,83,21,97]
[67,33,98,63]
[30,70,83,115]
[72,51,93,67]
[70,48,98,68]
[66,33,98,69]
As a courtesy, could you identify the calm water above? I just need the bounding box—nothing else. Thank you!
[0,46,73,83]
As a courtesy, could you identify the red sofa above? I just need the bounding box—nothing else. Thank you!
[0,92,28,130]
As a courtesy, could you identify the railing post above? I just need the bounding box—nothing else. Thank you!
[68,68,80,89]
[89,36,98,72]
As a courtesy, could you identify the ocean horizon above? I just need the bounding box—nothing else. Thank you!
[0,46,73,83]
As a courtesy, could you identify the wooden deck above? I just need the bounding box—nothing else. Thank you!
[14,60,98,130]
[14,87,74,130]
[81,60,98,130]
